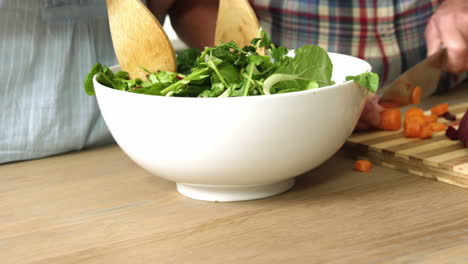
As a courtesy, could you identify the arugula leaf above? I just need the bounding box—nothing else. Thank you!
[84,29,380,98]
[212,45,238,63]
[115,71,129,80]
[84,63,104,95]
[270,46,289,64]
[176,48,201,75]
[96,66,117,90]
[130,83,164,95]
[160,66,211,95]
[346,72,379,93]
[250,28,272,48]
[218,62,241,85]
[148,71,179,85]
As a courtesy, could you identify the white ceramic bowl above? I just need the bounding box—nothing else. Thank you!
[93,52,371,202]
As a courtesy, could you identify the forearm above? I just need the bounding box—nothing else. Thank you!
[147,0,218,50]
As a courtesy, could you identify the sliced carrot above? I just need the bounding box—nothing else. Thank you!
[406,115,427,127]
[354,160,372,172]
[405,107,425,119]
[431,103,449,116]
[419,125,433,139]
[411,86,422,104]
[424,114,438,124]
[429,122,447,132]
[404,119,422,138]
[378,108,401,131]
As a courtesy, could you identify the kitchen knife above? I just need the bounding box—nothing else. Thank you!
[379,47,447,106]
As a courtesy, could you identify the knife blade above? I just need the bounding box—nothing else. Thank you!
[379,47,447,107]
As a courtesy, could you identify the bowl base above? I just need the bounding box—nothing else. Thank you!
[176,179,295,202]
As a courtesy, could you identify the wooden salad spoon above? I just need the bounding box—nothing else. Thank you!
[106,0,176,79]
[214,0,262,49]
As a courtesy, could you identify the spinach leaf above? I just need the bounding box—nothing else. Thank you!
[346,72,379,93]
[263,45,333,94]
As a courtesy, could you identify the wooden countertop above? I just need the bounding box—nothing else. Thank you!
[2,85,468,264]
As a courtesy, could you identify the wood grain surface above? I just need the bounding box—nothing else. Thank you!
[2,85,468,264]
[1,147,468,263]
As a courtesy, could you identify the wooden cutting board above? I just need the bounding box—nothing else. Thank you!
[343,102,468,189]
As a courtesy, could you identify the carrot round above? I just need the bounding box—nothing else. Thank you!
[411,86,422,104]
[354,160,372,172]
[405,107,425,119]
[419,126,433,139]
[430,122,447,132]
[406,115,427,127]
[431,103,449,116]
[404,119,422,138]
[379,108,401,131]
[424,114,438,124]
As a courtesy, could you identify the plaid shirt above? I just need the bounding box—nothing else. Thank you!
[251,0,465,92]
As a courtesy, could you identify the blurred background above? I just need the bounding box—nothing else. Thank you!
[163,17,188,52]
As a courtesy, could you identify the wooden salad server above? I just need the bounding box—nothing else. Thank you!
[214,0,262,49]
[106,0,176,79]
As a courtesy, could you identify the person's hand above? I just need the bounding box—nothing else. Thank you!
[355,94,384,131]
[425,0,468,74]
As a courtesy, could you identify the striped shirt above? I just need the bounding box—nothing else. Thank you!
[0,0,117,164]
[251,0,465,91]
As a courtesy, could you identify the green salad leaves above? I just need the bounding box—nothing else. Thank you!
[84,30,379,97]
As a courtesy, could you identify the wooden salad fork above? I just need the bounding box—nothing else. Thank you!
[214,0,262,49]
[106,0,176,79]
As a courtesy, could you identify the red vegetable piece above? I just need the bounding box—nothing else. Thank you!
[459,110,468,144]
[442,112,456,121]
[445,125,459,140]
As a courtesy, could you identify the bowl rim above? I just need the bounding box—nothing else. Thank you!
[93,52,372,101]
